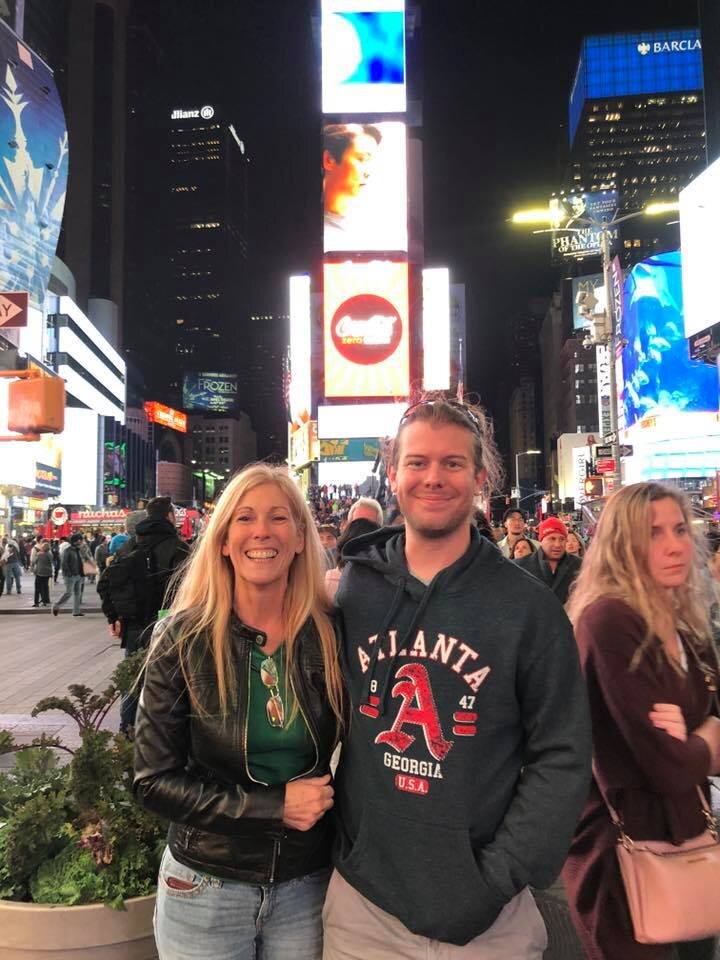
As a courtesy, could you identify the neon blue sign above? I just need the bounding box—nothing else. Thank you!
[570,30,703,146]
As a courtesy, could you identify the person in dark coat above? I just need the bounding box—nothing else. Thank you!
[515,516,581,605]
[31,540,53,606]
[99,496,189,734]
[52,533,84,616]
[563,482,720,960]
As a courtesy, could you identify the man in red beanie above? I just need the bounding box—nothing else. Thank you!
[515,516,582,605]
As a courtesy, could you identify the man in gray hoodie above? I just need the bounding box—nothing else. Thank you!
[325,398,591,958]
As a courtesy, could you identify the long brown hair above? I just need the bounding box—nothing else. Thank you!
[153,464,343,724]
[567,482,712,667]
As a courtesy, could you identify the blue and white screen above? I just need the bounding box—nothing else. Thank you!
[322,1,406,114]
[569,30,703,145]
[620,250,717,429]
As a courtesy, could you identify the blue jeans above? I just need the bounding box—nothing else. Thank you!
[155,846,329,960]
[5,561,22,593]
[54,574,83,614]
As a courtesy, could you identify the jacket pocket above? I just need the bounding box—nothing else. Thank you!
[337,801,505,946]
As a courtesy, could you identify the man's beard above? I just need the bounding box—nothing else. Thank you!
[407,509,472,541]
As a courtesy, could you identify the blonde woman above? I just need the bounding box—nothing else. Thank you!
[562,482,720,960]
[133,464,344,960]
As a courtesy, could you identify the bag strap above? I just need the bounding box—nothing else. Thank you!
[592,760,718,845]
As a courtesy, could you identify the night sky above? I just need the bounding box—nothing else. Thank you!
[135,0,700,418]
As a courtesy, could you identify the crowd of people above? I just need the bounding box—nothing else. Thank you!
[4,395,720,959]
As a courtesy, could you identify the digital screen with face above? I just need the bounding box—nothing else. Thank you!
[323,121,407,254]
[323,260,409,398]
[321,1,406,114]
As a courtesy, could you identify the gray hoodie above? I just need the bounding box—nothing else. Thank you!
[333,525,591,946]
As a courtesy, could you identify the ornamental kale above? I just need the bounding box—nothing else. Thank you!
[0,648,166,907]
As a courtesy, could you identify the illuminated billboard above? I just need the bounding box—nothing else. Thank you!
[422,268,450,390]
[0,22,68,311]
[571,273,607,330]
[183,372,239,414]
[320,437,381,461]
[321,0,406,114]
[323,121,407,253]
[144,401,187,433]
[680,155,720,339]
[570,30,703,145]
[289,275,312,421]
[550,191,619,261]
[323,260,409,398]
[620,250,717,429]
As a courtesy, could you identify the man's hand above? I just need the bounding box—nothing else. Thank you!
[283,775,334,831]
[109,620,122,638]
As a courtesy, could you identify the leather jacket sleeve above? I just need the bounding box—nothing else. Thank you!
[133,626,286,834]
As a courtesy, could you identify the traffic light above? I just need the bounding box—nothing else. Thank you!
[8,374,65,434]
[584,476,604,499]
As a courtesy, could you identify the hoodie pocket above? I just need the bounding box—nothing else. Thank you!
[338,801,505,946]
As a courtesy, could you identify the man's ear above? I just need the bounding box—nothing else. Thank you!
[387,463,398,494]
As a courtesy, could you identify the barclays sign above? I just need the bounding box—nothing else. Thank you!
[637,39,702,55]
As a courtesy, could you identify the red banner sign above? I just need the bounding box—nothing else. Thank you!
[144,401,187,433]
[0,291,29,328]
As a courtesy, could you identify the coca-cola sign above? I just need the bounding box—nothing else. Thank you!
[331,294,402,365]
[323,261,410,398]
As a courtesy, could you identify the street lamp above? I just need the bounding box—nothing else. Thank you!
[514,449,541,507]
[511,200,679,489]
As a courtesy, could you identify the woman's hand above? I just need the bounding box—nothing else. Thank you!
[649,703,687,741]
[283,774,334,832]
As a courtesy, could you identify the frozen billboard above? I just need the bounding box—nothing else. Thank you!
[183,372,239,414]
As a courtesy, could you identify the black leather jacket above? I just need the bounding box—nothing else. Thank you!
[133,612,340,884]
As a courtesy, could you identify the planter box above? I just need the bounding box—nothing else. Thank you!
[0,894,157,959]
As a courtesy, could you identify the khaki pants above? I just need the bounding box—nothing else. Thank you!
[323,870,547,960]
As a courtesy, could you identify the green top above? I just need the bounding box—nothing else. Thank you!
[246,643,315,786]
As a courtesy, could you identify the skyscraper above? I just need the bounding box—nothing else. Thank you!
[165,103,248,401]
[566,30,705,262]
[699,0,720,163]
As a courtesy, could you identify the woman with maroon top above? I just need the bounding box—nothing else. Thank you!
[563,482,720,960]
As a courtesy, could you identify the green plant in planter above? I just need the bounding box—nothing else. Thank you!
[0,648,166,909]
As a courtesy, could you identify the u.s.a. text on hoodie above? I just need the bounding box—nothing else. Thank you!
[333,525,591,946]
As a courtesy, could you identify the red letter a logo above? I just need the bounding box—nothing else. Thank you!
[375,663,453,761]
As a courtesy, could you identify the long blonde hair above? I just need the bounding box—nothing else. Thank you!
[156,463,343,724]
[566,482,712,666]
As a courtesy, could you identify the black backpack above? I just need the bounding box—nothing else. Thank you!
[96,539,160,623]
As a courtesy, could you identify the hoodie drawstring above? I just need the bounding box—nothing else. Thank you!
[375,586,437,716]
[359,579,406,718]
[360,576,440,719]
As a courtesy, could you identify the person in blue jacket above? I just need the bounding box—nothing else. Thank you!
[324,396,591,959]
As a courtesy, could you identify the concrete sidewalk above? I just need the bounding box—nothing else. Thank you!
[0,586,121,768]
[0,566,102,614]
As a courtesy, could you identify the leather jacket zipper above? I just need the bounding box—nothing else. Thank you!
[242,641,268,786]
[288,685,320,781]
